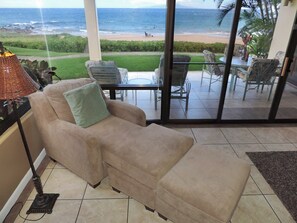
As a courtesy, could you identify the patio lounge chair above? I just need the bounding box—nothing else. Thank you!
[154,55,191,111]
[202,50,225,91]
[236,58,279,100]
[85,60,128,101]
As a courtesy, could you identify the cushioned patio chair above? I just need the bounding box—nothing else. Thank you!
[236,58,279,101]
[224,44,244,57]
[274,51,285,75]
[85,60,128,101]
[154,55,191,111]
[202,50,225,91]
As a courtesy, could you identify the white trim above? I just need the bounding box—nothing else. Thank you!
[0,148,46,222]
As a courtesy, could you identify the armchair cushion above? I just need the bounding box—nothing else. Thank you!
[43,78,93,123]
[64,82,110,128]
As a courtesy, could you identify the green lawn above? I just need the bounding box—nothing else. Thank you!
[51,55,205,80]
[50,57,89,79]
[7,46,206,79]
[7,46,77,57]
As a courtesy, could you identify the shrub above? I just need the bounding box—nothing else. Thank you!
[3,34,226,53]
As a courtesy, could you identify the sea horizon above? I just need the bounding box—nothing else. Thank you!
[0,8,241,37]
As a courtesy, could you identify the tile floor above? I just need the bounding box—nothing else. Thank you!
[13,126,297,223]
[121,71,297,120]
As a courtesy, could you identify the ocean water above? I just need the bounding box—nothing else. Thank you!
[0,8,238,36]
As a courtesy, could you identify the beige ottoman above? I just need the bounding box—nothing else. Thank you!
[156,144,250,223]
[103,124,194,209]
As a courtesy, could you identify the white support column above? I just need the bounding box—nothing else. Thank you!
[84,0,102,60]
[268,2,297,58]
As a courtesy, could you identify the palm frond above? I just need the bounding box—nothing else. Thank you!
[217,3,236,26]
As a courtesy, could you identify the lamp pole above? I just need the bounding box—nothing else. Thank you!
[12,94,59,215]
[0,42,59,214]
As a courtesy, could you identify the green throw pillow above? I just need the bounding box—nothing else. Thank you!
[63,82,110,128]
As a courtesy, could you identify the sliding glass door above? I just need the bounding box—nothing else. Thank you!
[168,1,235,120]
[221,0,285,121]
[162,0,297,124]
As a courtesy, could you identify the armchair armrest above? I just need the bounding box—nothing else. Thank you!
[106,100,146,127]
[46,120,104,186]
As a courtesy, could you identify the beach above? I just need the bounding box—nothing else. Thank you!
[0,8,241,44]
[101,33,242,44]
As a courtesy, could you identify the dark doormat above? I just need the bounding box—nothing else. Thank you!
[246,151,297,222]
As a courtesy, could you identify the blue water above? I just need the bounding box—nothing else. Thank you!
[0,8,238,36]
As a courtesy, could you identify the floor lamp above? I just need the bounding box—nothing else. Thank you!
[0,42,59,214]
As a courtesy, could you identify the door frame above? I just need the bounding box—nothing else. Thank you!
[158,1,297,124]
[270,13,297,121]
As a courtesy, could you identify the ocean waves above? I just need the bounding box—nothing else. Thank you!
[0,8,239,36]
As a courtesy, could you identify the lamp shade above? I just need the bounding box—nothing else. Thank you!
[0,52,39,100]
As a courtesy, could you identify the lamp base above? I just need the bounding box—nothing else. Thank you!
[26,193,59,214]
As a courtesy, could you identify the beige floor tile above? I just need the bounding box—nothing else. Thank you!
[84,177,128,199]
[128,199,173,223]
[192,128,228,144]
[265,195,295,223]
[170,127,195,139]
[243,177,261,195]
[28,169,53,200]
[76,199,128,223]
[46,160,56,169]
[43,169,87,199]
[198,144,238,157]
[142,108,161,120]
[221,128,259,144]
[250,166,274,195]
[169,109,186,119]
[185,108,212,119]
[262,143,296,151]
[15,200,81,223]
[278,127,297,143]
[54,162,66,169]
[231,144,267,164]
[248,128,289,144]
[231,195,280,223]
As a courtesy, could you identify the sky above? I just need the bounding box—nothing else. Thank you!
[0,0,218,9]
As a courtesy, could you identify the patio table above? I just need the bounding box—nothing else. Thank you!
[100,79,161,100]
[127,78,153,105]
[219,56,252,91]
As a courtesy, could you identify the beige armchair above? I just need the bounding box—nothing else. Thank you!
[29,78,250,223]
[29,78,146,186]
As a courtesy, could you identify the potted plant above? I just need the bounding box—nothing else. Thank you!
[20,59,61,88]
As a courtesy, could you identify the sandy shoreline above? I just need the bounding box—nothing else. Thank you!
[101,33,242,44]
[1,29,242,44]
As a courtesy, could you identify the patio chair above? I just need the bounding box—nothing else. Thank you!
[85,60,128,101]
[224,44,244,57]
[201,50,225,91]
[274,51,285,75]
[236,58,279,101]
[153,55,191,111]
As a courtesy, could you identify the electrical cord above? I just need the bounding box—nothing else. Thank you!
[3,201,47,222]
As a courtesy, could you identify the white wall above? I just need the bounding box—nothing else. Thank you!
[268,1,297,58]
